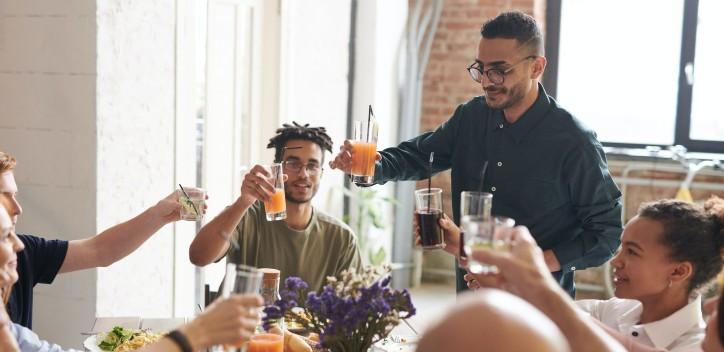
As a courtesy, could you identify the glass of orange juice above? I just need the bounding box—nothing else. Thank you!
[247,331,284,352]
[263,163,286,221]
[351,119,378,186]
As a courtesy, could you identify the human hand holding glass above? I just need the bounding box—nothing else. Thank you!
[413,213,461,255]
[177,186,207,221]
[414,188,445,250]
[464,226,564,305]
[239,164,287,221]
[464,216,515,274]
[262,163,286,221]
[458,191,493,267]
[220,264,265,351]
[350,119,379,186]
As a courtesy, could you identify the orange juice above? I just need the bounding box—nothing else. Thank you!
[264,188,286,214]
[248,333,284,352]
[351,142,377,176]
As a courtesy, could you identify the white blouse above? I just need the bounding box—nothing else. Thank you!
[576,296,705,351]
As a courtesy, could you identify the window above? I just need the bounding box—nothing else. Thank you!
[689,0,724,142]
[546,0,724,153]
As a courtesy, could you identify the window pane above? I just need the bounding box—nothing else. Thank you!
[557,0,684,145]
[689,0,724,142]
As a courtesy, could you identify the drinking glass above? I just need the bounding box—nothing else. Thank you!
[464,216,515,274]
[221,264,264,298]
[351,119,379,186]
[177,187,205,221]
[220,264,265,351]
[459,192,493,265]
[414,188,444,250]
[263,163,286,221]
[247,332,284,352]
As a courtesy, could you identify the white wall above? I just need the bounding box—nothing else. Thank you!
[279,0,351,219]
[0,0,186,347]
[95,0,177,319]
[350,0,407,264]
[0,0,409,347]
[0,0,98,347]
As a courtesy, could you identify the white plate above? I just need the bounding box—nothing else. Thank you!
[370,335,418,352]
[82,335,104,352]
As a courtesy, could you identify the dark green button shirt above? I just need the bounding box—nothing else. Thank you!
[374,83,622,296]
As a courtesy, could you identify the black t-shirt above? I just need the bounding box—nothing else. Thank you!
[6,234,69,328]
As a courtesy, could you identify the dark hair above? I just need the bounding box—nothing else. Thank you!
[637,197,724,293]
[267,121,333,163]
[480,11,544,56]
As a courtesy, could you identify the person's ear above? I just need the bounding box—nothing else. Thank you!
[530,56,547,80]
[670,261,693,286]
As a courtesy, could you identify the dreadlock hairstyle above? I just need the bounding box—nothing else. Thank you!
[267,121,334,163]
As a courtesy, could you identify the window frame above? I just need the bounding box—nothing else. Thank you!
[544,0,724,154]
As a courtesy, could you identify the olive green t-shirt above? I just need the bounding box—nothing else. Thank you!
[227,202,362,291]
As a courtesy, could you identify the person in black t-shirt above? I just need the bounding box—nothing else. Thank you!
[0,151,191,328]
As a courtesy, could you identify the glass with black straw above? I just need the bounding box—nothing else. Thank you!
[414,152,444,249]
[458,161,492,266]
[351,105,379,186]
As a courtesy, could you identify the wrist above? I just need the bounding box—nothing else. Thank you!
[234,196,254,209]
[543,250,561,272]
[527,279,570,316]
[177,322,206,351]
[147,203,173,226]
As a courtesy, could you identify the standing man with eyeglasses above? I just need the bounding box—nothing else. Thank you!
[190,122,362,291]
[330,11,622,297]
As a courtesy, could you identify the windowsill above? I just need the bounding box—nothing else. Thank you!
[603,146,724,165]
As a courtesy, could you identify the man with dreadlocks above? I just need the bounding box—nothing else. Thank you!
[190,122,362,291]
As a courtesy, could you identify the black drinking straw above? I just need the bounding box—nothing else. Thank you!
[178,184,199,216]
[367,105,374,148]
[427,152,434,211]
[478,161,489,192]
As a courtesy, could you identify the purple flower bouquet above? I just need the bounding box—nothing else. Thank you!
[263,266,416,352]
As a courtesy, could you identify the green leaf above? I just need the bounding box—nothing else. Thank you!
[369,247,387,265]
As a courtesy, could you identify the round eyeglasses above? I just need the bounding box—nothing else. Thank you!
[467,56,536,85]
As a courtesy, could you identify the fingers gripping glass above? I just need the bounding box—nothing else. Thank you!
[467,56,536,84]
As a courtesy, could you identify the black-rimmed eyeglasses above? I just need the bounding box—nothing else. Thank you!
[467,56,536,85]
[283,160,322,176]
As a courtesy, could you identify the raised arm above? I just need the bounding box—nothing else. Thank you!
[189,165,277,266]
[59,191,184,273]
[470,227,626,352]
[330,103,470,184]
[139,294,262,352]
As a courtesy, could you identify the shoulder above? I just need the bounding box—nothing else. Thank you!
[17,233,69,255]
[456,96,489,119]
[548,98,598,142]
[10,323,74,352]
[546,99,602,149]
[314,209,357,240]
[575,297,639,318]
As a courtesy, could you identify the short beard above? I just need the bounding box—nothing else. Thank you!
[284,185,317,204]
[486,83,526,110]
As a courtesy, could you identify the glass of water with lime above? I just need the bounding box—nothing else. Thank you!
[463,215,515,274]
[177,187,205,221]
